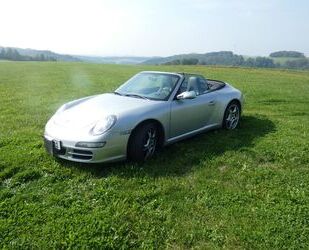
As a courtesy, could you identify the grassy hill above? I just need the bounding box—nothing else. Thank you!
[0,46,80,62]
[141,53,206,64]
[141,52,242,65]
[0,62,308,248]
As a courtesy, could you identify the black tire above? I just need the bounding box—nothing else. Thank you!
[223,101,241,130]
[128,122,158,162]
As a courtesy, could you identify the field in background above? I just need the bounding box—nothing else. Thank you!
[0,62,309,248]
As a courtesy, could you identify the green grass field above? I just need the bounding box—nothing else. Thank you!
[1,62,309,248]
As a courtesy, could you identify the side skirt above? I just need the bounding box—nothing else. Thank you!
[165,123,221,145]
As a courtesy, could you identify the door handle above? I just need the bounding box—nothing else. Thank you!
[208,100,215,106]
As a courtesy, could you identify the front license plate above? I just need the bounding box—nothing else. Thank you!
[53,140,61,150]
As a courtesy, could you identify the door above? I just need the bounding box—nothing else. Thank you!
[170,91,217,138]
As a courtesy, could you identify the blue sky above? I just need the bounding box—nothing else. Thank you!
[0,0,308,56]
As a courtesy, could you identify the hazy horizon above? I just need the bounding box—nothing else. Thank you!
[2,45,308,58]
[1,0,308,57]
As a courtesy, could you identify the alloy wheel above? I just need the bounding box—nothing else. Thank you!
[225,104,240,129]
[143,128,157,159]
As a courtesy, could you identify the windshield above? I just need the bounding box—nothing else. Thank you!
[115,72,180,101]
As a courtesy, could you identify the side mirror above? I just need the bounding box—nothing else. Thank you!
[177,91,196,100]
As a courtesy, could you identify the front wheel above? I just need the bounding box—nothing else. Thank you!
[128,123,158,162]
[223,101,240,130]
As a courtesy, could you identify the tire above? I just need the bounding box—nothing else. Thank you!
[128,122,158,162]
[223,101,241,130]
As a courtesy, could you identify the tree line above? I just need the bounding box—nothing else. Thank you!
[0,48,56,61]
[163,51,309,69]
[269,51,305,58]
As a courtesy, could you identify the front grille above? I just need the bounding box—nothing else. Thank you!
[73,149,92,155]
[72,154,92,160]
[68,149,93,160]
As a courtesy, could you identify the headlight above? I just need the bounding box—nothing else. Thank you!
[91,115,117,135]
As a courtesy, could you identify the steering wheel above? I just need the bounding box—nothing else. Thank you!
[155,86,171,97]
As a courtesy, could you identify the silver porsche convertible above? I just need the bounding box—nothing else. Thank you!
[44,71,243,163]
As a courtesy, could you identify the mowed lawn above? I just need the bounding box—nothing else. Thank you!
[0,62,309,249]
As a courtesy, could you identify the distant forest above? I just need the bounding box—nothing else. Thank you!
[162,51,309,70]
[0,48,56,61]
[0,47,308,69]
[269,51,305,58]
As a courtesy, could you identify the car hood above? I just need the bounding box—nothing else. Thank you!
[53,93,157,129]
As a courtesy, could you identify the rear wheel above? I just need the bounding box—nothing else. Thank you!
[128,123,158,162]
[223,101,240,130]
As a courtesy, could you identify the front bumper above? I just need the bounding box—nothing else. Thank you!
[43,133,129,163]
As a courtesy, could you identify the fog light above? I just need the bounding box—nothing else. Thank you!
[75,142,106,148]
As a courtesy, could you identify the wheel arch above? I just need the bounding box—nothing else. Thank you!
[127,119,165,153]
[222,98,242,129]
[228,98,242,113]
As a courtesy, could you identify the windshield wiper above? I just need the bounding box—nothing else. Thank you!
[113,91,123,96]
[124,93,149,100]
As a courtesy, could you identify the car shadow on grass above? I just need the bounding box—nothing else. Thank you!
[57,115,276,178]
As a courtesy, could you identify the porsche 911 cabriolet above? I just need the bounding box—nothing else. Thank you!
[44,71,243,163]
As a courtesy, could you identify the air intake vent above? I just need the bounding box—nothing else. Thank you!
[68,149,93,160]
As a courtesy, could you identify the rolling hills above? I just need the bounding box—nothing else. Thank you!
[0,46,80,62]
[1,46,308,69]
